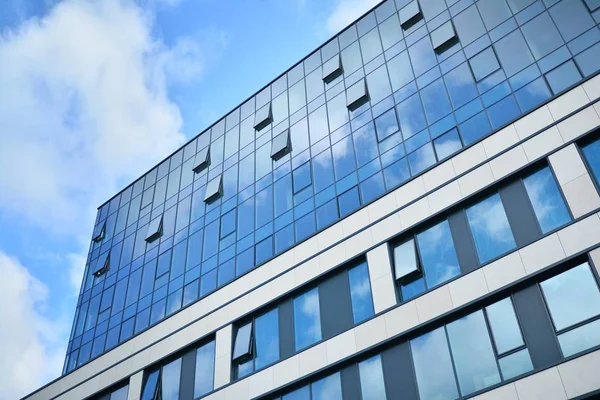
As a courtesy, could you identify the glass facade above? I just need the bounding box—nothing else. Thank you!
[66,0,600,373]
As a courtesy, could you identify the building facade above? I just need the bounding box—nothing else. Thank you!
[24,0,600,399]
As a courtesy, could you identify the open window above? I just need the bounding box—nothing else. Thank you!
[140,369,161,400]
[192,146,210,174]
[254,103,272,131]
[93,251,110,277]
[92,220,106,242]
[145,215,163,243]
[232,322,253,362]
[204,175,223,204]
[271,129,292,160]
[346,79,369,111]
[431,21,458,54]
[322,54,343,83]
[399,1,422,30]
[393,239,421,282]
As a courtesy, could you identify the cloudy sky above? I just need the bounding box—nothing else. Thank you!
[0,0,381,398]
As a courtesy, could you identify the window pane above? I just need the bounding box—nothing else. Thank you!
[466,194,516,264]
[233,322,252,360]
[359,355,387,400]
[141,370,160,400]
[498,349,533,380]
[540,263,600,331]
[416,220,461,288]
[110,386,129,400]
[294,288,322,351]
[311,372,343,400]
[485,298,524,354]
[494,30,534,77]
[447,310,501,395]
[393,238,419,280]
[348,262,375,323]
[582,138,600,185]
[523,167,571,233]
[283,385,310,400]
[255,308,280,369]
[161,358,182,400]
[558,319,600,357]
[411,327,459,400]
[194,340,215,397]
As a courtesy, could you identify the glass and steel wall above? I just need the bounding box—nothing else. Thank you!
[65,0,600,374]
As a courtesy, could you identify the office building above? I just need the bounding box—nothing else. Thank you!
[24,0,600,398]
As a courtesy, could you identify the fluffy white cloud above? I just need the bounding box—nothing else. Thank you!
[0,251,67,400]
[325,0,381,34]
[0,0,225,396]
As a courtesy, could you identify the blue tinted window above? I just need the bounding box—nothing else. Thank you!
[313,150,335,193]
[397,94,427,140]
[360,172,385,203]
[256,186,274,228]
[459,111,492,145]
[387,51,414,91]
[293,288,322,351]
[523,167,571,233]
[358,355,387,400]
[203,220,219,261]
[411,327,459,400]
[295,212,316,241]
[549,0,595,42]
[546,61,582,94]
[445,63,478,109]
[353,123,379,167]
[409,37,437,77]
[521,12,563,60]
[421,79,452,124]
[494,30,535,77]
[238,197,255,238]
[194,341,215,397]
[332,137,357,180]
[256,237,273,264]
[447,310,501,395]
[316,199,338,229]
[487,94,520,128]
[375,108,399,142]
[575,42,600,77]
[293,163,311,193]
[583,138,600,185]
[338,186,361,217]
[311,373,343,400]
[275,224,294,253]
[384,157,410,189]
[434,128,462,160]
[469,47,500,82]
[255,308,280,369]
[161,358,181,400]
[466,194,516,263]
[275,175,293,217]
[515,77,551,112]
[348,262,375,323]
[417,220,461,288]
[477,0,511,30]
[486,298,524,355]
[283,386,310,400]
[408,143,436,175]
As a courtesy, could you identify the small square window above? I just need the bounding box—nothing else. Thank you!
[469,47,500,82]
[322,54,343,83]
[399,1,422,30]
[431,21,458,53]
[584,0,600,11]
[145,215,163,242]
[192,146,210,173]
[204,175,223,204]
[92,220,105,242]
[232,322,253,361]
[254,103,272,131]
[93,251,110,277]
[346,79,369,111]
[393,239,420,282]
[271,129,292,160]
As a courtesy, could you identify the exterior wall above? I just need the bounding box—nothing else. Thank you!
[24,74,600,400]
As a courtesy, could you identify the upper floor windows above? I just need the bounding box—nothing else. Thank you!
[582,137,600,186]
[293,288,322,351]
[393,164,571,302]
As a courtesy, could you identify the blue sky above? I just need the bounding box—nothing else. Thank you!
[0,0,380,398]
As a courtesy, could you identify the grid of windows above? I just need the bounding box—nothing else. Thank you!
[267,262,600,400]
[394,165,570,301]
[67,0,600,372]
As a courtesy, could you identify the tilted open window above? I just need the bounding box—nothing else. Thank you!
[145,215,163,243]
[93,251,110,277]
[322,54,343,83]
[399,1,422,30]
[254,103,272,131]
[431,21,458,54]
[192,146,210,174]
[346,79,369,111]
[393,239,421,282]
[204,175,223,204]
[140,369,161,400]
[232,322,253,362]
[92,220,105,242]
[271,129,292,160]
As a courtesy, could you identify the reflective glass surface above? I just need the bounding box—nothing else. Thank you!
[255,308,280,369]
[161,358,182,400]
[311,373,343,400]
[447,310,501,395]
[411,327,459,400]
[540,263,600,331]
[486,298,524,354]
[466,194,516,263]
[68,0,600,369]
[359,355,387,400]
[523,167,571,233]
[558,319,600,357]
[498,349,533,380]
[582,138,600,185]
[348,262,375,323]
[416,220,460,288]
[293,288,322,351]
[194,341,216,397]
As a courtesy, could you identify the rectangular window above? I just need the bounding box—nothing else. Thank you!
[416,220,461,288]
[161,358,181,400]
[358,355,387,400]
[348,262,375,324]
[311,373,343,400]
[540,263,600,356]
[141,370,160,400]
[192,146,210,173]
[235,308,280,378]
[346,79,369,111]
[92,220,105,242]
[271,129,292,160]
[204,175,223,204]
[523,167,571,233]
[466,193,516,263]
[93,251,110,277]
[393,238,420,281]
[232,322,253,361]
[582,138,600,185]
[145,215,163,242]
[254,103,272,131]
[293,288,322,351]
[194,340,215,398]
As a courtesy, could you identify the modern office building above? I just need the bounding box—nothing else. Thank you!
[23,0,600,399]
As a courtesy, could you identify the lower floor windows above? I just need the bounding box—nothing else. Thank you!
[293,288,323,351]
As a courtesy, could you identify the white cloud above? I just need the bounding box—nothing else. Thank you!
[0,251,68,400]
[325,0,381,35]
[0,0,226,395]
